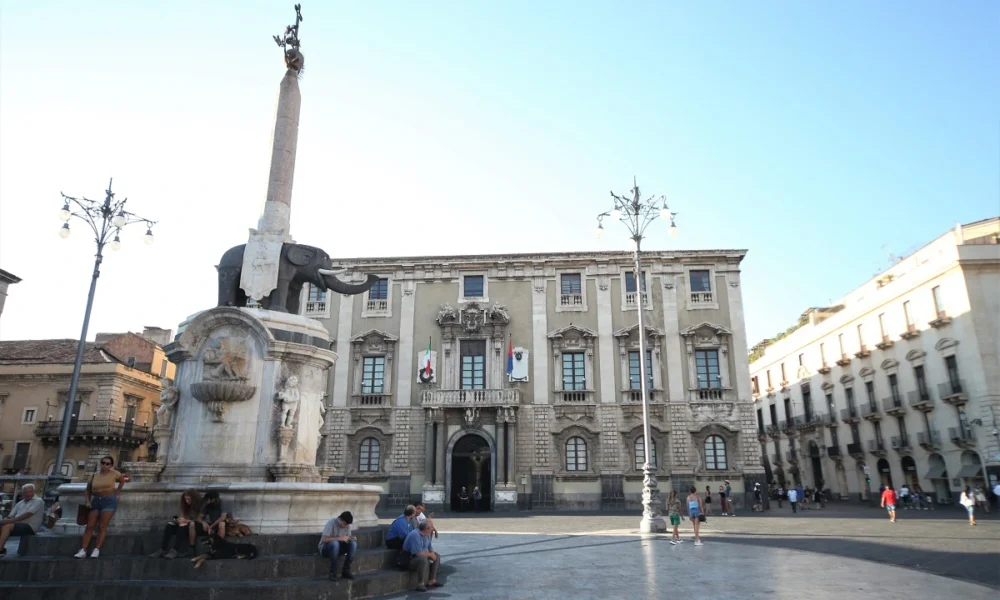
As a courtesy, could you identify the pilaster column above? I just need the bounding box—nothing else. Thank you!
[596,276,617,403]
[435,419,447,485]
[659,271,685,402]
[332,297,355,407]
[396,281,416,407]
[506,421,516,484]
[496,418,506,485]
[424,415,435,483]
[531,277,549,404]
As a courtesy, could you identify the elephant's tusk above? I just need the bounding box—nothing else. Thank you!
[317,268,347,276]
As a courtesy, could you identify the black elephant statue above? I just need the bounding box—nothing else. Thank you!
[216,243,379,313]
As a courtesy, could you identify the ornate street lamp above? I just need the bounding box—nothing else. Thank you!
[597,177,677,533]
[50,179,156,489]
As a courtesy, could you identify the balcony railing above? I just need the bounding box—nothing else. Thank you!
[556,390,595,404]
[827,445,842,458]
[772,452,783,465]
[861,401,881,419]
[365,298,389,313]
[690,291,714,304]
[907,389,934,411]
[304,300,327,314]
[691,388,728,401]
[846,442,864,457]
[559,294,584,307]
[622,389,662,403]
[840,407,860,423]
[890,435,911,453]
[917,430,941,449]
[624,291,649,307]
[765,424,781,437]
[868,439,888,454]
[1,454,32,471]
[778,420,792,433]
[948,426,976,447]
[785,449,799,462]
[938,380,967,405]
[353,393,391,407]
[421,388,521,408]
[34,419,151,446]
[882,396,906,415]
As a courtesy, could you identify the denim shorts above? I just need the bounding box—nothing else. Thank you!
[91,494,118,513]
[965,505,975,516]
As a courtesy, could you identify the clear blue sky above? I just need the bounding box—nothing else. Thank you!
[0,1,997,345]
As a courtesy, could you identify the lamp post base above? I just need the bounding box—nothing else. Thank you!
[638,514,667,534]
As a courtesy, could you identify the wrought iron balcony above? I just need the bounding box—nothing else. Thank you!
[907,389,934,412]
[861,402,882,421]
[948,426,976,449]
[868,439,888,456]
[785,449,799,463]
[840,407,860,424]
[917,430,941,450]
[827,445,842,458]
[35,419,151,447]
[846,442,865,458]
[882,396,906,416]
[1,454,33,472]
[765,424,781,438]
[420,388,521,408]
[854,344,871,359]
[890,435,912,454]
[900,323,920,340]
[938,380,967,406]
[875,335,894,350]
[771,452,783,465]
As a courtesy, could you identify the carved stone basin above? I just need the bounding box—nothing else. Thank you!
[190,380,257,422]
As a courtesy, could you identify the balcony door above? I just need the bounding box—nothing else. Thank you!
[460,340,487,391]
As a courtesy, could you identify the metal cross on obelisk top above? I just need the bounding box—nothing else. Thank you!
[241,4,307,302]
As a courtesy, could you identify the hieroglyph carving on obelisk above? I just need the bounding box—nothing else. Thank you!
[241,4,305,302]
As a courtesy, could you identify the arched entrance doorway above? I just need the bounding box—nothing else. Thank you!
[835,461,848,500]
[925,453,949,504]
[877,458,893,489]
[450,434,492,512]
[958,451,985,489]
[900,456,918,489]
[809,441,824,489]
[856,463,870,501]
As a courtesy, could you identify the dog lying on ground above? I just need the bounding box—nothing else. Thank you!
[191,534,259,569]
[223,516,254,537]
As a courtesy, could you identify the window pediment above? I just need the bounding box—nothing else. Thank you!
[859,367,876,380]
[821,381,835,391]
[680,322,733,349]
[905,349,926,363]
[839,374,855,385]
[351,329,398,355]
[548,325,597,353]
[680,322,733,338]
[880,358,899,371]
[935,337,958,354]
[613,324,665,345]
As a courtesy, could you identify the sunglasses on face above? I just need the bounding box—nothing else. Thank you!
[101,462,112,466]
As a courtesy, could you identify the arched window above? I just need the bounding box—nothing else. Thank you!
[358,437,380,472]
[566,436,588,471]
[704,435,727,470]
[634,436,657,470]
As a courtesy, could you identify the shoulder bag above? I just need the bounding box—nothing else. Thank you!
[76,474,95,525]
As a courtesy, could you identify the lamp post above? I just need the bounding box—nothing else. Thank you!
[50,179,156,491]
[597,177,677,533]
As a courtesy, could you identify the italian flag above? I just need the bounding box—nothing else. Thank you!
[423,338,432,377]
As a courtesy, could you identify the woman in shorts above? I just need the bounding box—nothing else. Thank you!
[960,486,977,526]
[75,455,125,558]
[703,485,713,515]
[687,486,705,546]
[666,490,683,544]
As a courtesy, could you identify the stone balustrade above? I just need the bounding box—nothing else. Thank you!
[420,388,521,407]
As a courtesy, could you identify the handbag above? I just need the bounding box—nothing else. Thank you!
[76,504,91,526]
[698,514,706,523]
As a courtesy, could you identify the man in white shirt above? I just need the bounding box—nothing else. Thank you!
[413,502,438,539]
[787,487,798,513]
[0,483,45,557]
[900,484,911,509]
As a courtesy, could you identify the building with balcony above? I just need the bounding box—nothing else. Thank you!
[0,327,175,479]
[306,249,761,511]
[750,217,1000,504]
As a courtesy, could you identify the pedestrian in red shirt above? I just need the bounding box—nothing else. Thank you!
[881,486,898,522]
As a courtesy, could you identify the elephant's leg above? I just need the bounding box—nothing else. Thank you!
[271,278,293,314]
[218,269,240,307]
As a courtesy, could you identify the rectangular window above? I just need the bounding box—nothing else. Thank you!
[689,270,711,293]
[865,380,876,408]
[878,313,887,338]
[159,360,168,378]
[888,373,900,404]
[896,415,908,439]
[460,340,486,390]
[752,376,760,395]
[13,442,30,471]
[308,284,327,302]
[903,300,914,328]
[368,278,389,301]
[802,385,813,420]
[22,408,36,424]
[874,421,883,444]
[798,353,804,366]
[695,350,721,389]
[756,409,764,433]
[830,426,840,448]
[914,365,928,398]
[931,286,945,317]
[560,273,582,295]
[769,404,778,426]
[783,398,792,421]
[944,355,960,389]
[463,275,485,298]
[838,333,845,356]
[780,363,787,382]
[825,392,835,417]
[627,350,654,390]
[850,423,860,444]
[562,352,586,391]
[361,356,385,394]
[857,324,865,347]
[766,370,772,388]
[624,271,647,293]
[845,387,856,412]
[820,343,827,364]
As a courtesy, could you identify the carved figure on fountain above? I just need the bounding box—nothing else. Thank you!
[155,381,179,428]
[190,335,256,422]
[217,242,380,313]
[277,374,301,428]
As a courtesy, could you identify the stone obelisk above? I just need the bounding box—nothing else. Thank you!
[241,5,305,302]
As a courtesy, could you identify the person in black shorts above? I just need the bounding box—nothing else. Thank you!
[703,485,713,515]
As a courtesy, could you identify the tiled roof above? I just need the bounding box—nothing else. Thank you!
[0,339,119,365]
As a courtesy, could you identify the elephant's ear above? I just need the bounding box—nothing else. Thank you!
[286,245,316,266]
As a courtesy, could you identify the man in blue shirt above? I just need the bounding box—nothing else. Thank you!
[402,522,442,592]
[385,505,416,550]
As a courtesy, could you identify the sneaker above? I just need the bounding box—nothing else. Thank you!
[74,549,88,559]
[694,540,704,546]
[90,549,100,559]
[416,585,428,592]
[0,548,7,558]
[164,549,178,559]
[148,549,165,559]
[669,540,678,545]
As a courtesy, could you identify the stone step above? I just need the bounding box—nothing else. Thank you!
[0,570,425,600]
[18,527,386,558]
[0,549,398,582]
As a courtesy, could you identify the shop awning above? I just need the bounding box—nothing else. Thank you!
[956,464,983,478]
[924,464,948,479]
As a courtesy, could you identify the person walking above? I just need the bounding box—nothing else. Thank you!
[776,485,785,508]
[900,484,911,510]
[724,480,734,516]
[960,487,977,526]
[666,490,683,545]
[881,486,898,523]
[753,483,763,512]
[787,486,798,513]
[703,485,713,516]
[75,455,125,558]
[686,486,705,546]
[974,487,989,513]
[718,485,728,516]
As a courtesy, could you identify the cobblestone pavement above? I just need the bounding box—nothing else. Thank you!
[381,503,1000,592]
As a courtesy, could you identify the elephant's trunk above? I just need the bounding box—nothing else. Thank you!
[321,272,380,296]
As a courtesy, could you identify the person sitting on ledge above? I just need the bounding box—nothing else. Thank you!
[319,511,356,581]
[0,483,44,558]
[200,491,228,538]
[402,521,443,592]
[386,505,416,550]
[149,489,207,559]
[413,502,439,538]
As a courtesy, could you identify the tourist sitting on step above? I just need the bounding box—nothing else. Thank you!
[200,491,228,538]
[401,521,443,592]
[0,483,44,558]
[413,502,439,539]
[149,489,208,559]
[386,505,416,550]
[318,511,356,581]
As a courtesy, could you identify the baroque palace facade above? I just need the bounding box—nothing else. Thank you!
[750,218,1000,504]
[288,249,762,511]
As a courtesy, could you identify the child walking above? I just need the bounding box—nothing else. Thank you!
[666,490,683,545]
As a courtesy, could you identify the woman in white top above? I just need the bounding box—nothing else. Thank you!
[959,486,976,526]
[686,486,705,546]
